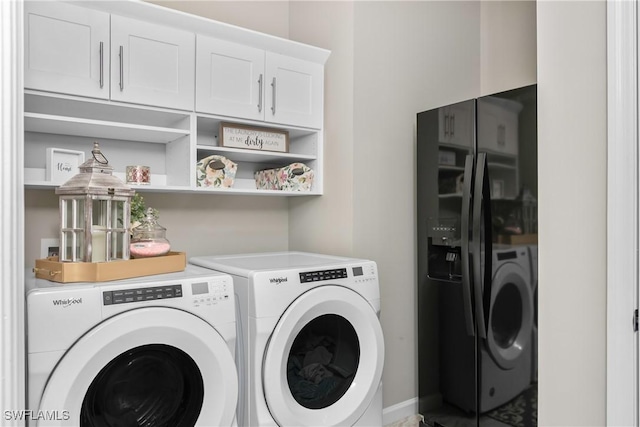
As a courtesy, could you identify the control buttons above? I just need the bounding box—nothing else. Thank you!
[192,292,230,306]
[299,268,348,283]
[103,284,183,306]
[192,281,231,307]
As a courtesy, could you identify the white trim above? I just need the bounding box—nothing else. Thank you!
[607,0,638,426]
[382,397,419,426]
[0,0,25,426]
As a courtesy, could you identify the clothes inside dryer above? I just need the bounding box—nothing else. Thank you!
[286,314,360,410]
[81,344,204,427]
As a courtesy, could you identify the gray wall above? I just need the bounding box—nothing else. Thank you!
[24,190,290,260]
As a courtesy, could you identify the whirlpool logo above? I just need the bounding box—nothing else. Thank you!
[269,277,288,285]
[52,297,83,308]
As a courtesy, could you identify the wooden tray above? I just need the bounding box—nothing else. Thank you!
[495,234,538,245]
[34,252,186,283]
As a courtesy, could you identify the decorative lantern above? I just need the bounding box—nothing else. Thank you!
[56,142,135,262]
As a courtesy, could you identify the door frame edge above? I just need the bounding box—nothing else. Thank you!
[607,0,638,425]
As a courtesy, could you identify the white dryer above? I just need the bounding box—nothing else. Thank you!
[189,252,384,427]
[26,265,238,427]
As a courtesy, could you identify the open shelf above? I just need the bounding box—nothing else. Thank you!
[25,113,189,144]
[24,91,323,196]
[24,91,191,144]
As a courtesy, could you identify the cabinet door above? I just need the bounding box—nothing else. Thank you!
[265,53,323,129]
[477,99,519,156]
[111,16,195,111]
[438,103,472,148]
[196,36,265,121]
[24,2,109,99]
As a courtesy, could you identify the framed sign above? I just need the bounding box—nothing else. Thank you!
[492,179,504,199]
[46,148,85,184]
[219,122,289,153]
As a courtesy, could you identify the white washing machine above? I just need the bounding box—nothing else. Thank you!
[26,265,238,427]
[189,252,384,427]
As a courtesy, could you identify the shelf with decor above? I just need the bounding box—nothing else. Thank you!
[194,114,321,195]
[24,91,322,196]
[24,91,193,191]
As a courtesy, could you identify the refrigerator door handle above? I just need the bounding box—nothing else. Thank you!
[460,154,475,337]
[472,153,492,339]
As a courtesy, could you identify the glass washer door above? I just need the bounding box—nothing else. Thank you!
[263,286,384,427]
[486,262,533,369]
[37,307,238,427]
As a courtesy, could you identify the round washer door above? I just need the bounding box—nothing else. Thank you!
[37,307,238,427]
[486,261,533,370]
[263,286,384,427]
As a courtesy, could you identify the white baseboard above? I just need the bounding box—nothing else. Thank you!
[382,397,419,426]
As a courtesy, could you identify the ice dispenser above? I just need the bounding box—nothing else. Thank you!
[427,217,462,281]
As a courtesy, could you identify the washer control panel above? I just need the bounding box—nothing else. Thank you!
[103,284,182,305]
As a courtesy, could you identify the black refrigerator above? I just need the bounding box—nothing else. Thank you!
[417,85,537,427]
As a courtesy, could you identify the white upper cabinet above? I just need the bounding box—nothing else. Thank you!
[196,37,323,129]
[438,102,472,149]
[24,2,110,99]
[111,16,195,111]
[24,3,195,111]
[265,53,323,129]
[477,97,521,156]
[196,36,265,121]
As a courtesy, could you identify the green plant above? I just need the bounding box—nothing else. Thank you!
[130,193,147,225]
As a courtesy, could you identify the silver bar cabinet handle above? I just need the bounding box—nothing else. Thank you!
[99,42,104,88]
[444,113,449,137]
[450,114,455,137]
[119,46,124,91]
[271,77,276,115]
[258,74,263,113]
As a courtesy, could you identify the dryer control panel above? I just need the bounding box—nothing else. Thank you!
[103,284,183,305]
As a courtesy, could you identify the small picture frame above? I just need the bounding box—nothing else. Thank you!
[492,179,504,199]
[46,148,85,184]
[219,122,289,153]
[40,238,60,259]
